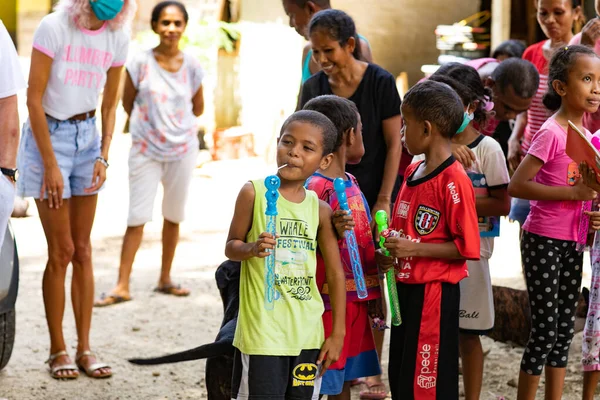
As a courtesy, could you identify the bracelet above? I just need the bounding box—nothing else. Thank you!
[95,157,109,168]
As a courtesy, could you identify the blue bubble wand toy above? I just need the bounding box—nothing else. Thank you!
[263,164,286,310]
[333,178,368,299]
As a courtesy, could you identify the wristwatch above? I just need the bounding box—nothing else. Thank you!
[1,168,18,183]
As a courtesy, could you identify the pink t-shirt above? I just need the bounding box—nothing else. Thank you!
[570,33,600,134]
[522,118,589,241]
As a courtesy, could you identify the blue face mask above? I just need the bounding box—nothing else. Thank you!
[456,106,474,134]
[89,0,124,21]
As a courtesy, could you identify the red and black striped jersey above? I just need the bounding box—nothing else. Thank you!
[390,157,480,284]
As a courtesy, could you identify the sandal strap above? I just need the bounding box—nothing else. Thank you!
[51,363,78,373]
[46,350,69,364]
[82,362,111,373]
[76,350,95,362]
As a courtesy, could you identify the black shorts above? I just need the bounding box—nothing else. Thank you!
[388,281,460,400]
[231,348,322,400]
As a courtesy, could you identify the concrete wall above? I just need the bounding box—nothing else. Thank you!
[240,0,480,85]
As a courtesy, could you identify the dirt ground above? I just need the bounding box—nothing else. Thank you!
[0,130,597,400]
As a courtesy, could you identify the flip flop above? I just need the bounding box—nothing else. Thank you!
[94,293,132,307]
[351,378,366,386]
[153,284,190,297]
[359,382,388,400]
[76,351,112,379]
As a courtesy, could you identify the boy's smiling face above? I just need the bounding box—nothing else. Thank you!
[277,121,332,181]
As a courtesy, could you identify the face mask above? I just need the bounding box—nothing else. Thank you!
[456,105,474,134]
[89,0,124,21]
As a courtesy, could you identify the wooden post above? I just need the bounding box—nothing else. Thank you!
[491,0,511,52]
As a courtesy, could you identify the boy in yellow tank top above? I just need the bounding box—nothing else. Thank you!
[225,110,346,400]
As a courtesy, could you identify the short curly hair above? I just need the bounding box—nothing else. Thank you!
[402,81,464,139]
[280,110,338,155]
[54,0,137,31]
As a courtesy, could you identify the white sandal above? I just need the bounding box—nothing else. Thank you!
[46,350,79,380]
[76,350,112,379]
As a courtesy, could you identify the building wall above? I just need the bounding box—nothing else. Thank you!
[240,0,480,84]
[17,0,51,55]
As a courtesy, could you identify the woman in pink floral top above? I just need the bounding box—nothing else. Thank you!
[95,0,204,306]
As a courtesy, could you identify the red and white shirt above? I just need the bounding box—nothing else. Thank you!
[390,157,480,284]
[522,41,552,154]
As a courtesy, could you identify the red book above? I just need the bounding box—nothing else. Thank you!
[566,120,600,180]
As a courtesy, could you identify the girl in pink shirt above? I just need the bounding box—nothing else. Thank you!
[508,45,600,400]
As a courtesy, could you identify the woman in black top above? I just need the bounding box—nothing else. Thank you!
[299,9,401,399]
[300,9,402,219]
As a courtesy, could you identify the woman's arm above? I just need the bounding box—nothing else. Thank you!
[508,154,595,201]
[373,115,402,216]
[27,49,63,206]
[507,111,527,172]
[121,70,137,117]
[85,65,123,193]
[192,85,204,117]
[26,49,56,172]
[99,66,123,161]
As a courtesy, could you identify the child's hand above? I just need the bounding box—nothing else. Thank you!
[580,162,600,193]
[251,232,277,258]
[376,248,396,273]
[585,208,600,231]
[367,297,385,321]
[317,333,344,376]
[452,143,476,169]
[332,210,355,239]
[384,236,416,259]
[571,175,597,201]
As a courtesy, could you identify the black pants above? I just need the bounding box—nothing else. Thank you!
[520,231,583,375]
[231,348,321,400]
[388,282,460,400]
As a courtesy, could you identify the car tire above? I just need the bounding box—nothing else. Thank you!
[0,309,15,370]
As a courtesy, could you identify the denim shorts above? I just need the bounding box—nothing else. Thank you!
[17,115,101,199]
[508,197,530,226]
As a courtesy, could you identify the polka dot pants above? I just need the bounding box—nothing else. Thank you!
[520,231,583,376]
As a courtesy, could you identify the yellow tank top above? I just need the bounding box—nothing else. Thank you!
[233,180,325,355]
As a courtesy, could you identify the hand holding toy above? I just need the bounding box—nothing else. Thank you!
[333,178,368,299]
[264,174,281,310]
[374,210,402,326]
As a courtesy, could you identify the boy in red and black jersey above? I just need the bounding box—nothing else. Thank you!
[378,81,480,400]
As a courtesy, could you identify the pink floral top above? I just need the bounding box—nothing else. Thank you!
[126,49,204,161]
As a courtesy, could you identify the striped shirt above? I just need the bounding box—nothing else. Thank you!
[522,41,552,154]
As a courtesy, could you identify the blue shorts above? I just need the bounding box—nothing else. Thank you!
[17,115,101,199]
[508,197,530,226]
